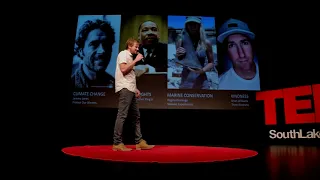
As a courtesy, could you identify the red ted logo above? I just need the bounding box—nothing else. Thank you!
[256,84,319,125]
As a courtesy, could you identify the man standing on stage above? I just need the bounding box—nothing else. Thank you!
[112,37,155,151]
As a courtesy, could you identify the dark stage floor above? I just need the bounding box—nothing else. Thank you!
[60,145,320,179]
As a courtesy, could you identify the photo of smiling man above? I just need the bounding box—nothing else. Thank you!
[217,18,260,91]
[72,15,121,89]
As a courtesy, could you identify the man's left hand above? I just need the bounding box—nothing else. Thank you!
[136,89,141,98]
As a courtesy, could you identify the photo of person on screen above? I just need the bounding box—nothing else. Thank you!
[217,18,260,90]
[72,19,116,88]
[174,16,216,89]
[112,37,154,151]
[134,20,167,73]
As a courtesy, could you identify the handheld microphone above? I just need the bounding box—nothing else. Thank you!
[137,52,144,62]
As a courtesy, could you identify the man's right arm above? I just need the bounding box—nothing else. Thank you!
[118,52,143,76]
[120,61,138,76]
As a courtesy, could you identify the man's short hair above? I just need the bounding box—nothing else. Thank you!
[125,37,139,49]
[74,19,115,57]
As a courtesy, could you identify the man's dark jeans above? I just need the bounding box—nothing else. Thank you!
[113,88,142,145]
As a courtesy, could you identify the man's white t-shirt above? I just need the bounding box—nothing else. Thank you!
[218,62,260,91]
[115,50,137,93]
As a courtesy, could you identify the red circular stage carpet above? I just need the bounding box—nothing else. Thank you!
[62,145,258,163]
